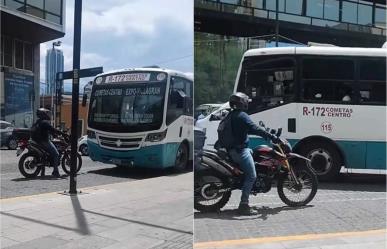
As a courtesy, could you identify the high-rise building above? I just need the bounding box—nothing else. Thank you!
[0,0,65,128]
[45,47,64,95]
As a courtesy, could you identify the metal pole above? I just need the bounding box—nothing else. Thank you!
[69,0,82,194]
[51,44,55,126]
[275,0,279,47]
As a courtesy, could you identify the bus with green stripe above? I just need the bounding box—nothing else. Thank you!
[86,67,193,170]
[196,46,386,180]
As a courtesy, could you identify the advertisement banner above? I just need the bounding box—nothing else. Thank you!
[4,72,34,128]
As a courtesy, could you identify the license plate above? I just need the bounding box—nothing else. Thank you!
[16,148,24,156]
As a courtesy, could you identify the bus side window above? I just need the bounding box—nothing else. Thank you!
[359,59,386,105]
[166,77,186,125]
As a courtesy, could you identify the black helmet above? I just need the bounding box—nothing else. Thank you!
[36,108,51,120]
[229,92,250,110]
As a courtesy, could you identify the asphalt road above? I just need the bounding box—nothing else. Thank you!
[0,148,185,199]
[194,173,386,244]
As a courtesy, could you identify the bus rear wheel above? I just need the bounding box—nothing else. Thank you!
[298,141,341,181]
[174,143,188,172]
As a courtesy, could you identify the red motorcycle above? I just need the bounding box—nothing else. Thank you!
[13,128,82,178]
[194,122,318,212]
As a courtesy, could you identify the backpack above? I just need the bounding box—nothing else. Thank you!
[216,111,235,149]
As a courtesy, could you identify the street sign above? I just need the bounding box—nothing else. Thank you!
[56,67,103,81]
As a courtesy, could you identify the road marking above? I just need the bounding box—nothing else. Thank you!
[193,229,387,248]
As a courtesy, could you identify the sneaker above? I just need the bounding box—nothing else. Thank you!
[51,171,61,177]
[237,203,257,215]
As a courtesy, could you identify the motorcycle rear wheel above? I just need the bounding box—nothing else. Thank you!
[277,164,318,207]
[18,152,41,178]
[194,169,231,212]
[61,151,83,175]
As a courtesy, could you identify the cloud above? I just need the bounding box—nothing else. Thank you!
[40,0,193,83]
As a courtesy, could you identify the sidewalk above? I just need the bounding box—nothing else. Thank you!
[0,172,193,249]
[193,229,387,249]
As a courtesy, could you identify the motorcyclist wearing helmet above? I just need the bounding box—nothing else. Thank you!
[227,92,280,215]
[31,108,68,177]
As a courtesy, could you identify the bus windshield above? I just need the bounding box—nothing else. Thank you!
[88,82,166,132]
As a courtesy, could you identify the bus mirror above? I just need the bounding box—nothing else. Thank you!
[82,93,87,107]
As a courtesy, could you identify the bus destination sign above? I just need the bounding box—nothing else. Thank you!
[105,73,151,83]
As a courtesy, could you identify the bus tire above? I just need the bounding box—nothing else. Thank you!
[174,142,188,172]
[298,141,341,181]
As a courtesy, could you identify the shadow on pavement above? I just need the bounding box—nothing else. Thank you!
[194,205,313,221]
[87,166,191,180]
[82,209,192,235]
[11,175,69,182]
[318,173,386,192]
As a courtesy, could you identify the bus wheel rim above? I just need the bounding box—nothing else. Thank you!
[307,149,332,175]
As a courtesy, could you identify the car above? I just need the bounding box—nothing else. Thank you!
[78,135,88,156]
[0,121,17,150]
[195,103,223,120]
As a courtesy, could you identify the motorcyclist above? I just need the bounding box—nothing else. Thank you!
[223,92,280,215]
[30,108,68,177]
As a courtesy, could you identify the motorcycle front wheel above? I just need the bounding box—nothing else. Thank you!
[61,151,82,175]
[194,169,231,212]
[18,152,41,178]
[277,164,318,207]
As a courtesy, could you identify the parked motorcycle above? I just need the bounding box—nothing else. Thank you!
[194,122,318,212]
[13,129,82,178]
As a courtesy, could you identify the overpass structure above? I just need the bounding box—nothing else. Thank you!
[195,0,386,47]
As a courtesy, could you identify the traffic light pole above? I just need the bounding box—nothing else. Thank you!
[69,0,82,194]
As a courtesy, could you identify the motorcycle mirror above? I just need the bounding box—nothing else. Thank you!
[276,128,282,137]
[259,121,265,127]
[209,114,219,121]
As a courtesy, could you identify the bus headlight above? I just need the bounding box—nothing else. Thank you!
[87,130,96,139]
[145,129,168,142]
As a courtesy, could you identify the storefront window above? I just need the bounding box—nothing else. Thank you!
[324,0,339,21]
[46,13,61,24]
[24,43,33,71]
[285,0,302,15]
[15,40,24,69]
[3,37,13,67]
[306,0,323,18]
[342,1,357,24]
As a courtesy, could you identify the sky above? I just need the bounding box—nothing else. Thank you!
[40,0,193,93]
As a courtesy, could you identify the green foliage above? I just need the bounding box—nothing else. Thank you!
[194,33,247,107]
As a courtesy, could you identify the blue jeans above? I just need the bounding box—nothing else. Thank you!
[40,141,60,172]
[229,148,256,204]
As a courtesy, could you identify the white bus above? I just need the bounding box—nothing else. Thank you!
[196,47,386,180]
[86,67,193,170]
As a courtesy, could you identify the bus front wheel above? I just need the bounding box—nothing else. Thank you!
[174,143,188,172]
[298,141,341,181]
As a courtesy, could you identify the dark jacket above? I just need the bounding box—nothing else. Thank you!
[31,119,60,142]
[230,110,271,149]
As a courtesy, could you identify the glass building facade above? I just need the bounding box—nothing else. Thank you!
[200,0,386,35]
[45,48,64,95]
[0,0,65,127]
[1,0,63,25]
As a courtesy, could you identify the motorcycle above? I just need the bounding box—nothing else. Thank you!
[194,122,318,212]
[13,128,82,178]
